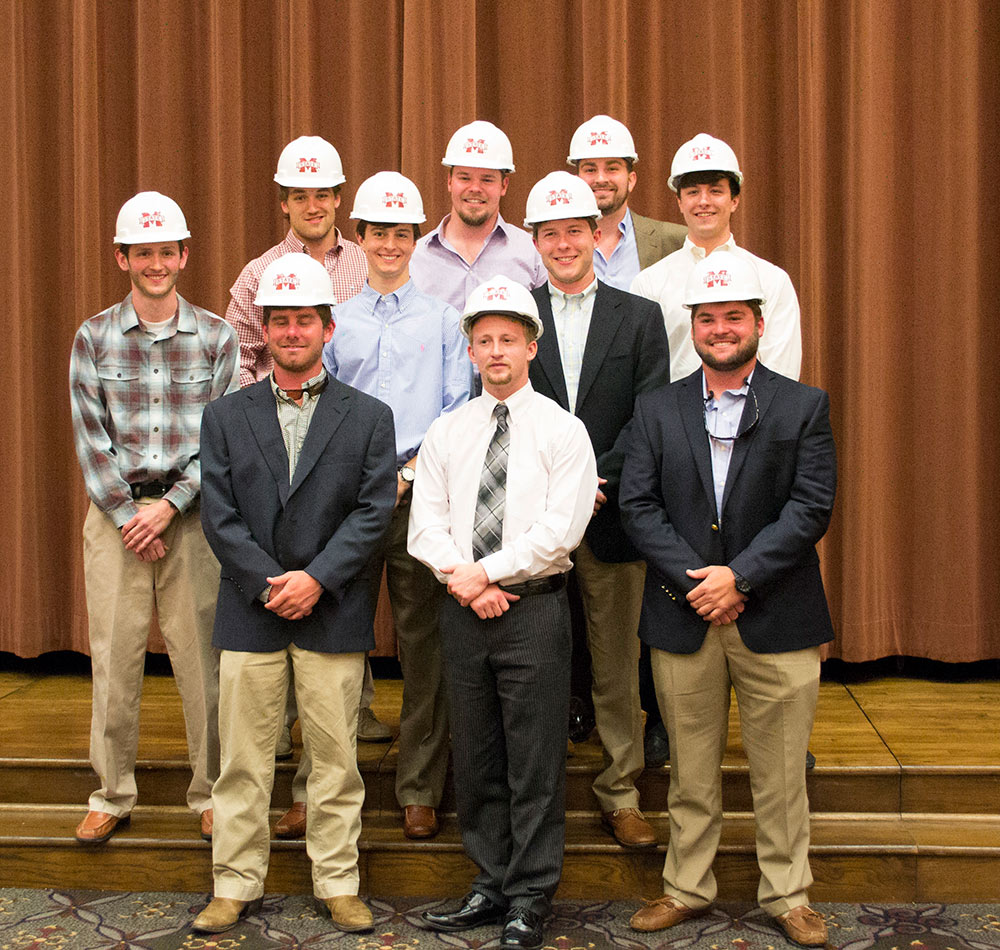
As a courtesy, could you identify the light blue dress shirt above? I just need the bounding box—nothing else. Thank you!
[593,209,640,291]
[323,280,471,465]
[703,371,753,522]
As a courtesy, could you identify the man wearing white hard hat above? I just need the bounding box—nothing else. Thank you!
[227,135,367,388]
[319,171,470,840]
[410,120,545,312]
[630,133,801,382]
[408,276,596,950]
[620,252,835,948]
[525,170,669,850]
[195,253,396,936]
[69,192,238,845]
[569,115,686,291]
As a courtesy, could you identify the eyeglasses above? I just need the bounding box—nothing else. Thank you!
[704,384,759,442]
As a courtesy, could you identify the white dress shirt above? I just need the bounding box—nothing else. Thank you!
[408,380,598,586]
[630,234,802,382]
[549,278,597,413]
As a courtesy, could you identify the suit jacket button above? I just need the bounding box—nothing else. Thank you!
[711,523,719,532]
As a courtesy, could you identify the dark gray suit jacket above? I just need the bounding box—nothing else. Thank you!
[631,211,687,271]
[620,364,837,655]
[200,376,396,654]
[529,281,669,563]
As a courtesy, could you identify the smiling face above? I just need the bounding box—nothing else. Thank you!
[576,157,636,216]
[533,218,599,293]
[115,241,188,302]
[357,223,417,290]
[467,314,537,400]
[676,177,739,248]
[263,306,334,380]
[447,166,509,228]
[282,187,340,245]
[691,300,763,373]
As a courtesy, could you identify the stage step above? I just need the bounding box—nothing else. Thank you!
[3,805,999,903]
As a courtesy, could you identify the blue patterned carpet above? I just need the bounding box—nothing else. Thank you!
[2,890,999,949]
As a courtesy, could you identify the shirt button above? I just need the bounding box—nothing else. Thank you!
[153,398,160,404]
[153,426,159,433]
[711,523,719,532]
[153,368,159,374]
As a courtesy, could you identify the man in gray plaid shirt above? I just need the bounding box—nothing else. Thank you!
[69,191,238,845]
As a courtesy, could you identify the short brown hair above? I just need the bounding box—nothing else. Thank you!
[262,303,333,328]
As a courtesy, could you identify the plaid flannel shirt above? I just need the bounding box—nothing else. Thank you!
[69,293,239,527]
[226,228,367,387]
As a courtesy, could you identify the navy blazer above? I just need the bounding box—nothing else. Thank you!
[620,364,837,654]
[529,281,670,563]
[200,376,397,654]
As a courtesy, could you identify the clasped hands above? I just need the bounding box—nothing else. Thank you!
[441,562,520,620]
[685,564,746,626]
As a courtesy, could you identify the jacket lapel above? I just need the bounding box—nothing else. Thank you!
[720,363,778,517]
[287,380,351,498]
[576,282,623,412]
[678,371,718,518]
[245,381,292,507]
[532,289,570,410]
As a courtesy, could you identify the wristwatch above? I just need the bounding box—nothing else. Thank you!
[732,570,751,595]
[399,466,415,484]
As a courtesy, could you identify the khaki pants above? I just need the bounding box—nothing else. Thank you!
[212,645,365,899]
[83,500,220,816]
[573,537,645,812]
[652,623,820,916]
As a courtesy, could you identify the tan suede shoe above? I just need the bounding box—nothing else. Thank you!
[191,897,262,933]
[629,895,705,932]
[321,895,373,933]
[776,905,828,946]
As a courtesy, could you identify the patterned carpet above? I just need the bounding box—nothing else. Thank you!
[2,890,999,950]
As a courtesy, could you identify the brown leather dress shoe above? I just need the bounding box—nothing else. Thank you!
[402,804,439,839]
[629,895,705,932]
[320,895,373,933]
[274,802,307,839]
[776,905,828,946]
[75,810,129,844]
[200,808,213,841]
[601,807,657,848]
[192,896,262,933]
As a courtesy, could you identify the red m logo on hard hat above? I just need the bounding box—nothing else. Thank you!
[383,192,407,208]
[485,287,509,301]
[464,138,487,154]
[297,157,319,173]
[692,147,712,162]
[547,189,571,205]
[140,211,164,228]
[274,273,299,291]
[704,270,731,288]
[589,131,610,145]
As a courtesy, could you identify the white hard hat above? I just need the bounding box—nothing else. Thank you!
[254,253,336,307]
[668,133,744,192]
[567,114,638,163]
[682,251,766,309]
[114,191,191,244]
[350,171,426,224]
[274,135,346,188]
[442,121,515,172]
[460,275,544,340]
[523,171,599,226]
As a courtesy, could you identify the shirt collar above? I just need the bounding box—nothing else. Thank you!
[619,210,635,239]
[270,367,329,404]
[477,378,535,422]
[119,292,193,334]
[684,232,738,260]
[547,277,598,307]
[285,227,344,260]
[359,278,416,311]
[429,212,510,251]
[702,366,755,402]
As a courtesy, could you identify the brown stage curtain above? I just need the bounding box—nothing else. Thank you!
[2,0,997,662]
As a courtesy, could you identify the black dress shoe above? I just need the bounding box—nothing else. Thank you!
[568,695,596,743]
[422,892,505,932]
[501,907,545,949]
[644,720,670,768]
[806,749,816,769]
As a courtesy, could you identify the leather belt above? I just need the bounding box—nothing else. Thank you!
[499,573,567,598]
[130,481,172,499]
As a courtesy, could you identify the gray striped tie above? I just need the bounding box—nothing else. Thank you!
[472,403,509,560]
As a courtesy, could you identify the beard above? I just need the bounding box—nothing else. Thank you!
[695,329,760,372]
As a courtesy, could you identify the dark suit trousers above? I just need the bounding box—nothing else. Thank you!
[440,589,571,915]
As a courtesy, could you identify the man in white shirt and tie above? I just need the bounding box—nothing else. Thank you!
[408,276,597,950]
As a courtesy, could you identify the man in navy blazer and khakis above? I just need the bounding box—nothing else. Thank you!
[620,252,835,948]
[524,171,670,849]
[194,254,396,936]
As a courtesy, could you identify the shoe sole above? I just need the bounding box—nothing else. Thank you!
[315,897,373,933]
[75,814,130,844]
[191,897,262,933]
[422,914,505,933]
[274,826,306,840]
[357,733,393,743]
[630,907,707,933]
